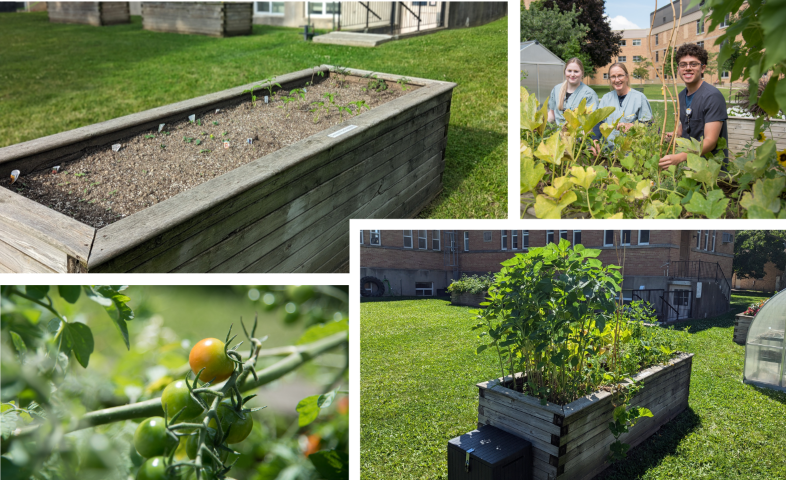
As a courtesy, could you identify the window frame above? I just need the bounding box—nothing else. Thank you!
[403,230,413,249]
[255,1,285,15]
[370,230,381,246]
[559,230,568,243]
[655,33,659,45]
[415,282,434,296]
[501,230,508,250]
[360,230,364,244]
[618,56,627,62]
[546,230,555,245]
[464,231,469,252]
[418,230,427,250]
[620,230,632,246]
[573,230,581,247]
[604,230,615,247]
[696,230,701,248]
[712,230,717,252]
[633,55,643,62]
[305,1,338,17]
[638,230,650,245]
[632,39,641,46]
[522,231,529,250]
[432,230,440,251]
[696,18,704,34]
[512,230,518,250]
[704,230,710,250]
[603,73,609,80]
[619,39,627,46]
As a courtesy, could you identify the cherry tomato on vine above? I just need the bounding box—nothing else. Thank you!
[286,285,314,303]
[136,456,168,480]
[161,380,203,420]
[189,338,235,383]
[208,403,254,444]
[134,417,178,458]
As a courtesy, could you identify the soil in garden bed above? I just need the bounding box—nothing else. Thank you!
[4,78,416,228]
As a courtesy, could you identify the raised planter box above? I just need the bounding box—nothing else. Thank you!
[477,352,694,480]
[0,66,455,273]
[48,2,130,26]
[734,313,755,345]
[727,117,786,155]
[141,2,252,37]
[451,292,487,308]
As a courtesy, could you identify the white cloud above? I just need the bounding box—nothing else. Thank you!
[608,15,640,30]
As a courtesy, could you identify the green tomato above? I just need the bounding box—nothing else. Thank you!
[286,285,314,303]
[189,338,235,383]
[136,456,167,480]
[161,380,203,420]
[186,432,229,461]
[134,417,177,458]
[208,403,254,444]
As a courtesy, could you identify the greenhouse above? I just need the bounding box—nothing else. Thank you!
[520,40,565,104]
[744,289,786,392]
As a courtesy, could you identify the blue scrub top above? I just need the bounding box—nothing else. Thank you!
[597,88,653,143]
[547,82,599,126]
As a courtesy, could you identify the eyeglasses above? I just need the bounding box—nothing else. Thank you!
[678,62,702,69]
[609,75,627,80]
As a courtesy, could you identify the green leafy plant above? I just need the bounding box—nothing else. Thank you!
[447,274,495,295]
[363,73,388,93]
[348,100,369,115]
[331,66,350,88]
[396,77,411,91]
[145,134,155,139]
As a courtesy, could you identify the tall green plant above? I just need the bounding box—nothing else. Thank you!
[473,239,622,405]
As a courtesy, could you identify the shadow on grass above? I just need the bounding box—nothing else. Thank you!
[749,384,786,406]
[360,296,450,303]
[596,407,702,480]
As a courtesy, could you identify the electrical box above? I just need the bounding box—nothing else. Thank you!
[447,424,532,480]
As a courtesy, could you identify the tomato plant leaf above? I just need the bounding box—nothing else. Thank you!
[63,322,94,368]
[58,285,81,304]
[318,390,337,409]
[83,286,134,349]
[9,331,27,357]
[25,285,49,300]
[309,450,349,480]
[296,319,348,345]
[297,391,338,427]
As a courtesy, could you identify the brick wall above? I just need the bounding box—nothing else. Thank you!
[733,262,785,292]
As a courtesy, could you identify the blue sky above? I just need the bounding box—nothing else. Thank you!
[604,0,656,30]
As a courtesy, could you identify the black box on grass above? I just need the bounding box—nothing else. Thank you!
[447,424,532,480]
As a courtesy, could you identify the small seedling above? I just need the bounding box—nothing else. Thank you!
[337,105,352,119]
[142,170,147,174]
[90,182,100,187]
[83,187,88,195]
[199,149,211,153]
[349,100,370,115]
[68,190,73,195]
[183,136,194,143]
[397,77,411,91]
[75,173,86,177]
[213,121,219,125]
[162,131,170,136]
[310,66,325,86]
[363,72,388,92]
[209,134,214,139]
[160,144,166,150]
[332,66,350,88]
[222,132,228,136]
[195,139,202,145]
[145,134,155,139]
[109,190,117,196]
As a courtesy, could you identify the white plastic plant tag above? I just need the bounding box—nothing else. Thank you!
[264,96,269,104]
[112,144,122,152]
[188,114,196,122]
[303,88,307,93]
[215,109,221,114]
[223,141,230,149]
[328,125,358,138]
[158,123,165,132]
[51,166,60,174]
[246,138,253,145]
[10,169,20,184]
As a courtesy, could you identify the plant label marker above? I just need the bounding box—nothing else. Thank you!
[215,109,221,114]
[223,141,230,149]
[303,88,307,93]
[264,96,269,104]
[246,138,253,145]
[10,170,20,184]
[327,125,358,138]
[112,144,122,152]
[188,114,196,123]
[158,123,165,132]
[51,166,60,174]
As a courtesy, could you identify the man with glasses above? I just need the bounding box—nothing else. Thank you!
[659,43,728,168]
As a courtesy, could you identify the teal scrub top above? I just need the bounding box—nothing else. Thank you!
[547,82,599,126]
[597,88,653,143]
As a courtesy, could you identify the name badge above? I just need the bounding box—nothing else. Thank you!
[686,107,692,116]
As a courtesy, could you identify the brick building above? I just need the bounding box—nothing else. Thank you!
[732,263,785,292]
[360,229,736,322]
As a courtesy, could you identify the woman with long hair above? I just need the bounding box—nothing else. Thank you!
[594,63,653,145]
[547,58,598,125]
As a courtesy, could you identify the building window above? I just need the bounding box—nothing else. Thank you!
[573,230,581,246]
[619,39,626,46]
[415,282,434,296]
[704,230,710,250]
[696,19,704,34]
[560,230,568,243]
[432,230,440,251]
[618,56,627,62]
[512,230,518,250]
[306,1,339,16]
[418,230,427,249]
[621,230,632,246]
[696,230,701,248]
[674,289,690,306]
[633,39,641,46]
[403,230,413,249]
[370,230,381,246]
[483,231,492,242]
[603,73,609,80]
[604,230,614,247]
[720,14,730,28]
[722,232,734,244]
[639,230,650,245]
[464,231,469,252]
[656,51,659,62]
[655,33,659,45]
[501,230,508,250]
[633,55,642,62]
[712,230,717,252]
[697,40,704,48]
[360,230,364,244]
[256,1,284,14]
[522,231,529,250]
[722,71,729,78]
[546,230,555,244]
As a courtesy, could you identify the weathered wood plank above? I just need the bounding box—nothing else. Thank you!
[0,215,68,273]
[0,188,94,266]
[478,411,559,458]
[0,239,58,273]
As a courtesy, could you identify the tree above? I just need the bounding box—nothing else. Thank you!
[543,0,622,73]
[721,40,743,96]
[520,1,591,70]
[733,231,786,280]
[632,57,653,85]
[704,50,719,84]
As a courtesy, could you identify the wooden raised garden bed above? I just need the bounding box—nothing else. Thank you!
[450,292,487,308]
[0,66,455,273]
[48,2,130,26]
[734,313,755,345]
[477,352,694,480]
[727,117,786,155]
[142,2,252,37]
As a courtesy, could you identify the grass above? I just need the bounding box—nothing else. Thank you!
[361,294,786,480]
[588,83,741,102]
[0,13,507,219]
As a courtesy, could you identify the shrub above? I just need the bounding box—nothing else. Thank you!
[447,274,495,295]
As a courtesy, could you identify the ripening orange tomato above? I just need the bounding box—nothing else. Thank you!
[189,338,234,383]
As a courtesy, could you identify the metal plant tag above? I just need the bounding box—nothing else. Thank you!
[10,170,20,184]
[112,144,122,152]
[246,138,253,145]
[264,96,269,104]
[158,123,165,132]
[188,114,196,122]
[51,166,61,174]
[215,109,221,114]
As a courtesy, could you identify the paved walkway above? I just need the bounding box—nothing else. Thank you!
[313,31,393,47]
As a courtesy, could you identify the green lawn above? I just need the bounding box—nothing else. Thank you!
[360,293,786,480]
[588,84,740,102]
[0,13,507,219]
